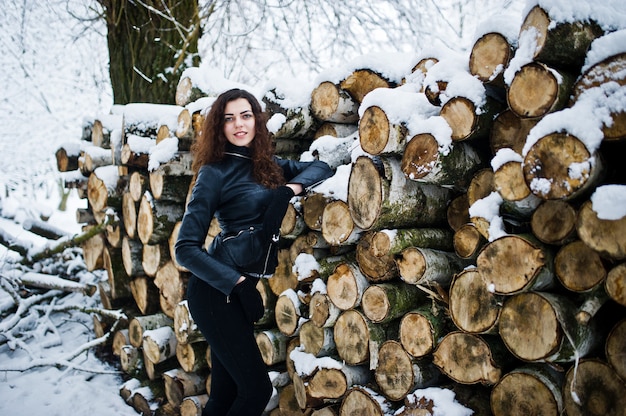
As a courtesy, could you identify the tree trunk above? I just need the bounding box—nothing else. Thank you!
[339,386,392,416]
[469,31,514,87]
[396,246,469,286]
[299,320,336,357]
[321,200,362,246]
[122,235,144,277]
[128,312,174,348]
[99,0,200,105]
[606,263,626,307]
[523,133,603,201]
[490,109,538,155]
[399,303,448,359]
[402,134,485,190]
[499,291,598,363]
[375,340,440,401]
[309,292,341,329]
[449,268,503,334]
[348,155,451,231]
[520,5,603,71]
[356,228,453,283]
[149,169,193,203]
[119,345,146,379]
[606,318,626,382]
[491,364,564,416]
[154,260,188,318]
[432,332,509,385]
[326,262,369,311]
[530,200,577,245]
[440,96,504,142]
[142,325,178,364]
[293,364,370,409]
[453,223,486,260]
[361,282,426,324]
[137,193,184,245]
[256,329,289,366]
[173,300,204,345]
[310,81,359,123]
[130,275,160,315]
[555,240,606,292]
[477,234,555,295]
[358,105,408,155]
[163,368,206,408]
[577,200,626,260]
[563,359,626,416]
[507,62,576,118]
[333,309,387,366]
[340,69,393,103]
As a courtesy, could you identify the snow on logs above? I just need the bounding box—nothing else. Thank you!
[55,5,626,416]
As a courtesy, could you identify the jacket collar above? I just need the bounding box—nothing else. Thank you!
[224,143,252,159]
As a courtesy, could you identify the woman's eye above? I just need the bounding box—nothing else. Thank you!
[243,113,253,119]
[225,116,233,122]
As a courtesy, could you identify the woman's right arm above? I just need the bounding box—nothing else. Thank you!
[174,167,242,296]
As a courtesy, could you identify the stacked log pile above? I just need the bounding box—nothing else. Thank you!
[56,5,626,416]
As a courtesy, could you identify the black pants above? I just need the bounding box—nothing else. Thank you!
[187,275,273,416]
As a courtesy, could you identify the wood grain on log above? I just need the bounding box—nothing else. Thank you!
[577,200,626,260]
[555,240,606,292]
[399,303,447,359]
[469,32,513,87]
[310,81,359,123]
[129,312,174,348]
[530,200,577,245]
[397,246,468,286]
[490,109,539,155]
[130,275,160,315]
[449,268,502,334]
[326,262,369,311]
[563,359,626,416]
[142,325,178,364]
[340,69,392,103]
[333,309,386,366]
[362,282,425,324]
[606,262,626,307]
[440,96,504,142]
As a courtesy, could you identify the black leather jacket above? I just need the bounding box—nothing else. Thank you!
[175,143,333,296]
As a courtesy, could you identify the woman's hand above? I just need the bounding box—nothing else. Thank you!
[285,183,303,195]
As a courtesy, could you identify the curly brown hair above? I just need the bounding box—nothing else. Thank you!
[191,88,285,188]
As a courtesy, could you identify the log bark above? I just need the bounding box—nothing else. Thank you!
[149,170,193,203]
[606,262,626,307]
[563,359,626,416]
[55,144,80,172]
[432,332,509,385]
[358,105,408,155]
[555,240,606,292]
[103,245,132,300]
[453,223,486,260]
[299,320,336,357]
[281,197,306,239]
[81,145,114,176]
[572,52,626,141]
[268,249,299,296]
[310,81,359,123]
[137,193,184,245]
[333,309,387,366]
[447,194,470,232]
[530,200,577,245]
[519,5,603,70]
[173,300,204,345]
[256,278,278,328]
[356,228,453,283]
[507,62,576,118]
[440,96,504,142]
[499,291,598,363]
[326,262,369,311]
[87,168,122,213]
[142,243,171,278]
[112,329,131,356]
[154,261,189,318]
[121,142,150,169]
[477,234,555,295]
[340,69,393,103]
[120,344,146,379]
[399,303,447,359]
[122,235,144,277]
[81,226,105,271]
[361,282,426,324]
[129,313,174,348]
[396,246,469,286]
[256,329,289,366]
[294,363,370,409]
[348,155,451,231]
[606,318,626,382]
[303,193,333,232]
[449,268,503,334]
[321,200,362,246]
[314,122,357,140]
[402,134,485,190]
[163,368,207,408]
[130,275,160,315]
[490,109,539,155]
[523,133,604,200]
[469,31,514,87]
[309,292,341,329]
[339,386,392,416]
[375,340,440,401]
[143,325,178,365]
[490,364,564,416]
[264,88,320,140]
[577,200,626,260]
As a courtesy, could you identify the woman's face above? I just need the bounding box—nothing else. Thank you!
[223,97,256,147]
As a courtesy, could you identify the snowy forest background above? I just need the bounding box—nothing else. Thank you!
[0,0,546,414]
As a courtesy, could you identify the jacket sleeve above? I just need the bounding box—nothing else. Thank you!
[174,166,241,296]
[277,158,333,191]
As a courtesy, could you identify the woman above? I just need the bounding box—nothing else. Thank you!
[175,88,332,415]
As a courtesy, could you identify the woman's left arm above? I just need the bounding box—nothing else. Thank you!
[278,159,333,194]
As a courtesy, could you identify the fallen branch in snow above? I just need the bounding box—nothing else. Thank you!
[23,214,118,265]
[19,271,97,296]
